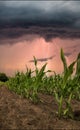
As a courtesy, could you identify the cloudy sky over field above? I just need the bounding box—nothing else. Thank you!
[0,1,80,76]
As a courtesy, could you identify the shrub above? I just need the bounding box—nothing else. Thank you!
[0,73,9,82]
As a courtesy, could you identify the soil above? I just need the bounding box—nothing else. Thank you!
[0,85,80,130]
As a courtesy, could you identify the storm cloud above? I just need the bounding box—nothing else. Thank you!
[0,1,80,44]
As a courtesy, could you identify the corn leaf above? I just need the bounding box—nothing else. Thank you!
[60,48,67,74]
[63,61,76,86]
[38,63,47,79]
[76,53,80,76]
[33,56,37,66]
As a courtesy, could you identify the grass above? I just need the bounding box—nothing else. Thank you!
[1,48,80,119]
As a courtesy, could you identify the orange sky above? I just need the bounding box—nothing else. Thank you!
[0,36,80,76]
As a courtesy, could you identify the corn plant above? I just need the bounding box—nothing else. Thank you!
[41,76,54,94]
[76,53,80,78]
[8,70,33,97]
[71,76,80,100]
[30,56,48,103]
[54,48,76,118]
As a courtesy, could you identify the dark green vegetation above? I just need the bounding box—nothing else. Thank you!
[1,48,80,119]
[0,73,8,82]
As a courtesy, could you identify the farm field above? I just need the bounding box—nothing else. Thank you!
[0,86,80,129]
[0,1,80,129]
[0,48,80,129]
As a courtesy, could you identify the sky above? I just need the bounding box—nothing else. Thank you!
[0,1,80,76]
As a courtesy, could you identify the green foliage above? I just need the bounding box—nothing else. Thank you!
[7,48,80,119]
[54,48,76,118]
[30,57,48,103]
[76,53,80,77]
[61,48,67,74]
[0,73,8,82]
[33,56,37,67]
[0,81,5,86]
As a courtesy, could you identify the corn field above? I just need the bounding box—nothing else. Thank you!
[6,48,80,119]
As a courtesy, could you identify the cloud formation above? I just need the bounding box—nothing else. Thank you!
[64,52,71,57]
[29,55,55,62]
[0,1,80,44]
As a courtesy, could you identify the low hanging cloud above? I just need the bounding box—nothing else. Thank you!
[29,55,55,63]
[0,1,80,44]
[64,52,71,57]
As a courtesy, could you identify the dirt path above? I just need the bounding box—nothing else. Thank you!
[0,86,80,129]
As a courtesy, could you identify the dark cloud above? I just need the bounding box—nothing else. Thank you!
[0,1,80,44]
[0,2,79,28]
[64,52,71,57]
[0,26,80,45]
[29,55,55,62]
[0,28,40,45]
